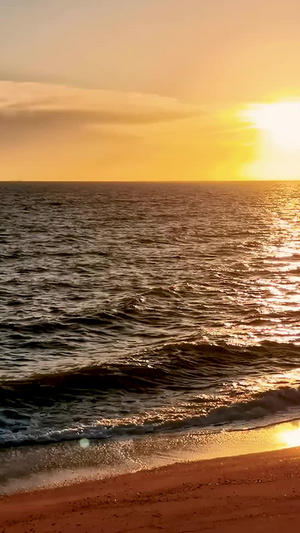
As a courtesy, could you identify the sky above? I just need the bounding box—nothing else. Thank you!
[1,0,300,181]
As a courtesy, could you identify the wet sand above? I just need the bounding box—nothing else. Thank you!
[1,446,300,532]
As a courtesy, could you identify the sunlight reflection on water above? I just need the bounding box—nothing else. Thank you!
[2,183,300,455]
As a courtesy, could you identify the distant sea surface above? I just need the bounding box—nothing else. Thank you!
[2,181,300,453]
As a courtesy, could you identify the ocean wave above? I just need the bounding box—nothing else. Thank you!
[0,301,163,334]
[2,385,300,448]
[1,341,300,407]
[1,250,109,263]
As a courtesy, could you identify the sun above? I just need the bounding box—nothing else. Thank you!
[239,100,300,179]
[242,101,300,150]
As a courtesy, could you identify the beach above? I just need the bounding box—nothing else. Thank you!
[2,183,300,530]
[2,445,300,532]
[3,0,300,527]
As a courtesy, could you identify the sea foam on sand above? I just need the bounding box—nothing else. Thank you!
[2,418,300,495]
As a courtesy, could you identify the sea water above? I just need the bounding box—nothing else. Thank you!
[2,181,300,491]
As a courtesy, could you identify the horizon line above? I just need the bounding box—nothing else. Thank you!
[1,179,300,184]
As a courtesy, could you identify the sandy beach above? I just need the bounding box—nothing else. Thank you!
[2,446,300,532]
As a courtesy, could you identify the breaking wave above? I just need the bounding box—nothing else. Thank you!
[2,384,300,448]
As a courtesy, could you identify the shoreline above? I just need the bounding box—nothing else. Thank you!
[2,416,300,496]
[2,445,300,532]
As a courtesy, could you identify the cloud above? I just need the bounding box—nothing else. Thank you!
[0,81,212,181]
[0,81,201,141]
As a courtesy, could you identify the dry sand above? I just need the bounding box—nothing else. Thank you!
[2,446,300,532]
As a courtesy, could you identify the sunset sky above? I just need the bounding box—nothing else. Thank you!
[1,0,300,181]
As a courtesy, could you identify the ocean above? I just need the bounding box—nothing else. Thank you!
[2,180,300,491]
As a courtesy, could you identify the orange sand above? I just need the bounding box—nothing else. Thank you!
[2,446,300,532]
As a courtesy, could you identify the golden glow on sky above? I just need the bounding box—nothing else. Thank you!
[1,1,300,181]
[243,102,300,150]
[240,101,300,180]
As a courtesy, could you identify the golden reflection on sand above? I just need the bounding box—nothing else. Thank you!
[278,423,300,448]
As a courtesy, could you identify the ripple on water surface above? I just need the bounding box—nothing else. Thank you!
[1,181,300,449]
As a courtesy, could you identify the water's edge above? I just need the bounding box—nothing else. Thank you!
[1,418,299,496]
